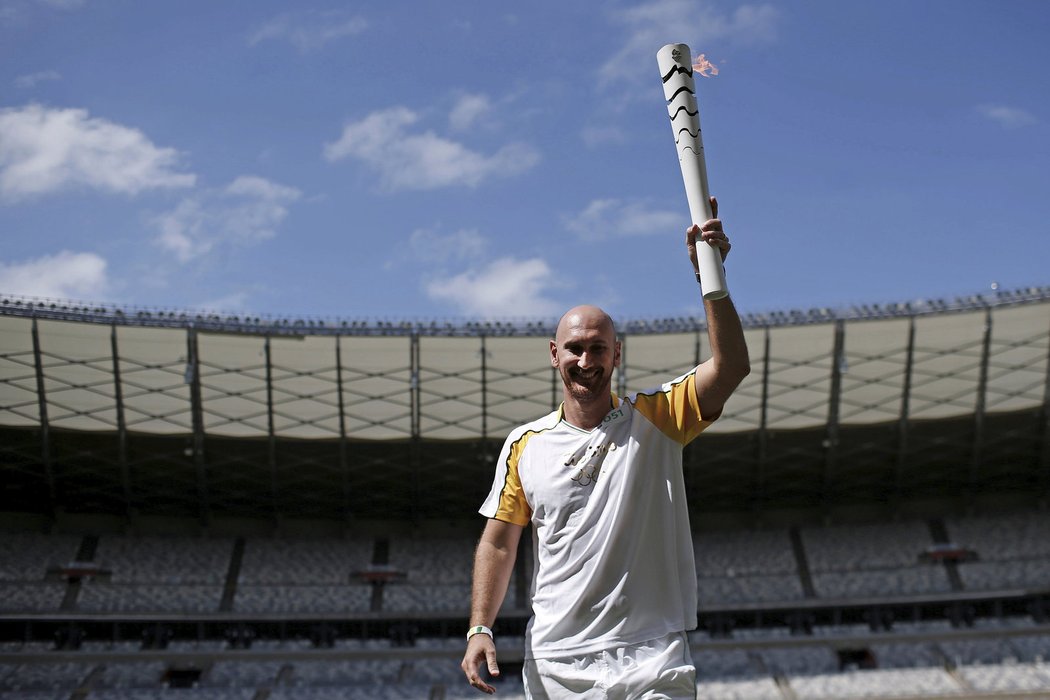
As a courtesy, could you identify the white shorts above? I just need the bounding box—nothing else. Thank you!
[523,631,696,700]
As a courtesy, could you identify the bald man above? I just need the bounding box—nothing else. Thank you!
[462,198,750,698]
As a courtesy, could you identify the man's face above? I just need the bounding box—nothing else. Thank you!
[550,309,621,404]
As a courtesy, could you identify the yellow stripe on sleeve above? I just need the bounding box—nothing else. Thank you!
[493,430,537,526]
[631,369,710,445]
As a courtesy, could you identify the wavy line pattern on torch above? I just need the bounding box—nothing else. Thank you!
[665,86,695,104]
[679,145,704,157]
[674,127,701,144]
[668,106,699,120]
[661,65,694,83]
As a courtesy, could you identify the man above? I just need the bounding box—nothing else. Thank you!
[461,198,749,698]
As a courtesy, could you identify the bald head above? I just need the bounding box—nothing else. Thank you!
[554,305,616,345]
[551,305,620,410]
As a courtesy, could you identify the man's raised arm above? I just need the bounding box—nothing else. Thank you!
[686,197,751,420]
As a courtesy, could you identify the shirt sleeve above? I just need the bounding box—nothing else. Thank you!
[478,429,534,526]
[628,367,712,445]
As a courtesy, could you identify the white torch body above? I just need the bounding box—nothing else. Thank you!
[657,43,729,300]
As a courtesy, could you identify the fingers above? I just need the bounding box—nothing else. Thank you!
[462,639,498,694]
[686,224,731,262]
[687,196,729,261]
[486,646,501,677]
[462,658,496,694]
[685,223,701,245]
[702,226,731,260]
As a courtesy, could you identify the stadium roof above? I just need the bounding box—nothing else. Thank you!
[1,289,1048,525]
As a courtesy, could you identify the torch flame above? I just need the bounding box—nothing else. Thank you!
[692,53,719,77]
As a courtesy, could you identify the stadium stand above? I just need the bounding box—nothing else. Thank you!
[947,512,1050,592]
[694,675,784,699]
[0,533,81,614]
[2,292,1050,698]
[802,520,954,599]
[0,582,66,613]
[234,537,373,614]
[695,528,807,605]
[788,667,961,698]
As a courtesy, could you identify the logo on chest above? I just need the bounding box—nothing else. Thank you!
[565,440,617,487]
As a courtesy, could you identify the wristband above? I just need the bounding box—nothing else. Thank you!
[467,625,493,641]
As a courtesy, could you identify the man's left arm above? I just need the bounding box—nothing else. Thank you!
[686,197,751,421]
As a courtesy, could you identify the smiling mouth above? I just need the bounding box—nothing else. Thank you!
[571,369,601,382]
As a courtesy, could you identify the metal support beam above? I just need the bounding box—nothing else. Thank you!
[823,320,846,509]
[409,332,421,523]
[1038,316,1050,503]
[264,336,279,525]
[335,336,351,523]
[30,316,57,519]
[970,309,993,504]
[409,333,421,440]
[186,328,210,528]
[754,327,771,514]
[617,335,627,398]
[110,324,132,520]
[480,335,488,442]
[551,365,559,411]
[895,317,916,505]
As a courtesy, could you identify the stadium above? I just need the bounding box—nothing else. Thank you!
[1,287,1049,700]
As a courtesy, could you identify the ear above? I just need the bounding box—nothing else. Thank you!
[613,339,622,368]
[550,339,559,368]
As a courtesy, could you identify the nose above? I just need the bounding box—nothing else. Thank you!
[578,351,592,369]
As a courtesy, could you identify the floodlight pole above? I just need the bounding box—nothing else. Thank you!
[30,316,57,521]
[110,324,133,520]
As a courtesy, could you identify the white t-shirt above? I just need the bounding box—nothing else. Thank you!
[479,368,712,659]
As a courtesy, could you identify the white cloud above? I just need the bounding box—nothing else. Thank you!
[449,93,493,132]
[14,70,61,88]
[564,198,681,240]
[153,175,301,263]
[977,104,1037,129]
[197,290,251,311]
[602,0,778,88]
[37,0,86,8]
[249,10,367,51]
[0,250,107,299]
[426,257,561,317]
[581,125,627,149]
[324,107,539,191]
[408,227,488,263]
[0,104,195,202]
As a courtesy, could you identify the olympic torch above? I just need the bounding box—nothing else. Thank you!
[657,43,729,300]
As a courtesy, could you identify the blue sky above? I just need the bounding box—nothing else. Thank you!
[1,0,1048,321]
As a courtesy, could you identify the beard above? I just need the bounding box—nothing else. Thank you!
[562,366,610,403]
